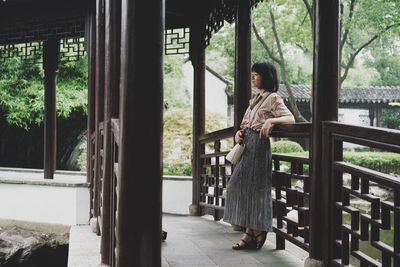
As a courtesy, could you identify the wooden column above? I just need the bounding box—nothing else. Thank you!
[43,37,60,180]
[101,0,121,264]
[375,106,382,127]
[309,0,340,265]
[86,7,97,221]
[369,107,375,126]
[233,0,252,131]
[189,22,206,216]
[93,0,105,221]
[117,0,164,265]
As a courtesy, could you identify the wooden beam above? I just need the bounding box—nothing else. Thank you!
[234,0,252,131]
[310,0,340,264]
[101,0,121,264]
[43,37,59,179]
[116,0,164,265]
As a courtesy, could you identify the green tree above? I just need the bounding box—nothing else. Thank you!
[164,54,191,108]
[0,56,87,129]
[381,108,400,130]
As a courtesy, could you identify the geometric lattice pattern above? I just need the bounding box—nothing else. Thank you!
[0,42,43,63]
[0,14,86,63]
[199,129,234,221]
[272,155,311,252]
[333,162,400,267]
[205,0,264,46]
[60,38,86,62]
[0,15,85,45]
[165,28,190,55]
[0,38,86,64]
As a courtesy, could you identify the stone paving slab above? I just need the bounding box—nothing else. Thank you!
[162,214,307,267]
[67,214,307,267]
[68,225,101,267]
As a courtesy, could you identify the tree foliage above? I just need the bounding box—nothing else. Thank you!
[0,56,88,129]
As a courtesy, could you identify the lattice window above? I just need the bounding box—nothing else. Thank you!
[0,42,42,63]
[165,28,190,55]
[0,38,86,64]
[0,15,85,45]
[60,38,86,62]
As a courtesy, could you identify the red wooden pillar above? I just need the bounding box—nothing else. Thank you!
[101,0,121,264]
[43,37,60,179]
[308,0,340,265]
[93,0,105,222]
[233,0,252,131]
[189,22,206,216]
[117,0,164,265]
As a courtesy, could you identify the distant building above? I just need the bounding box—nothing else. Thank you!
[182,60,233,127]
[278,85,400,127]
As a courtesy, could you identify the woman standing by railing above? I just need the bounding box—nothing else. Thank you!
[223,61,295,250]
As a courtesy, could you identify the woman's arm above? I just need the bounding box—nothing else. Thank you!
[260,114,295,137]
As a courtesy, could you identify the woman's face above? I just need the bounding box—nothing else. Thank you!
[251,72,262,89]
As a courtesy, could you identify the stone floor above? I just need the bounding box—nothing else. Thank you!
[162,214,307,267]
[68,214,307,267]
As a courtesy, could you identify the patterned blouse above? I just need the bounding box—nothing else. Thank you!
[240,90,293,131]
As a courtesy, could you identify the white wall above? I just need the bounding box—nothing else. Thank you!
[338,108,371,126]
[0,183,90,225]
[163,176,192,215]
[0,168,90,226]
[182,62,229,117]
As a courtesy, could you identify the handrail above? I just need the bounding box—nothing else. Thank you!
[199,127,234,143]
[196,123,312,251]
[322,122,400,266]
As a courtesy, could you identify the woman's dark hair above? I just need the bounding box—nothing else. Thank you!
[251,61,279,92]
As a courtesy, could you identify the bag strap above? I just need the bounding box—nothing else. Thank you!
[248,92,272,126]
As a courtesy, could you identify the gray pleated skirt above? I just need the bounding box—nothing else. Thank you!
[223,128,272,232]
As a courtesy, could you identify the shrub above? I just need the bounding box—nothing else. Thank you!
[272,140,304,154]
[343,152,400,175]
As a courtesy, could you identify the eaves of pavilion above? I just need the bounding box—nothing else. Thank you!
[1,1,399,267]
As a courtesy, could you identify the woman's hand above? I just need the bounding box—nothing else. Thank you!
[260,119,274,137]
[235,130,244,144]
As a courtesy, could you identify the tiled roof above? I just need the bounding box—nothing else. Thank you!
[278,85,400,104]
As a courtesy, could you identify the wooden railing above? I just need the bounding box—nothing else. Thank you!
[97,122,105,233]
[110,118,119,267]
[90,130,96,218]
[197,123,312,253]
[322,122,400,266]
[198,127,235,220]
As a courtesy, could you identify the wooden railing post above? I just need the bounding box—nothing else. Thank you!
[117,0,164,265]
[43,36,60,180]
[101,0,121,263]
[93,0,106,227]
[308,0,340,265]
[234,0,251,132]
[189,22,206,216]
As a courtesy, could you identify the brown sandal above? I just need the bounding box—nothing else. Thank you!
[254,232,267,249]
[232,232,257,250]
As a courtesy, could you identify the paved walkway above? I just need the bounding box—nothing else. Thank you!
[162,214,307,267]
[68,214,307,267]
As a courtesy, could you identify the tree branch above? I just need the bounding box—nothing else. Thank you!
[252,23,281,64]
[340,0,356,55]
[341,22,400,84]
[302,0,313,29]
[269,10,307,122]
